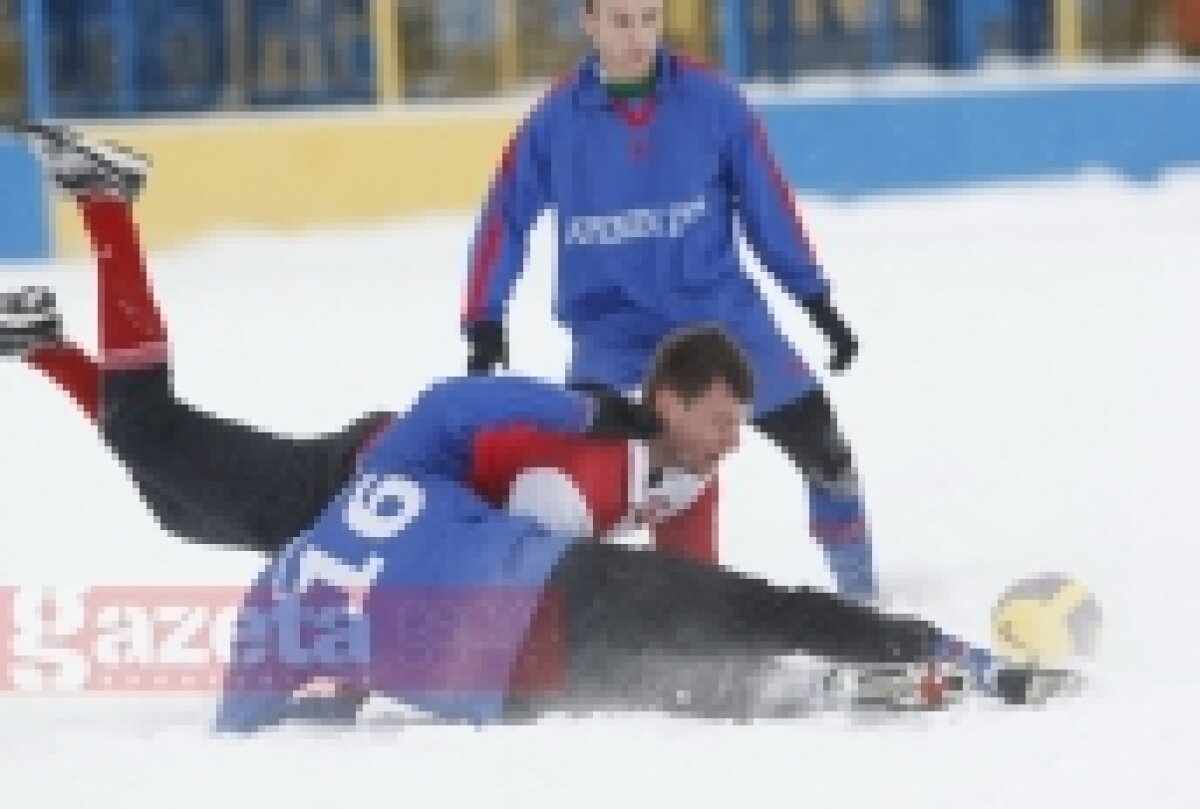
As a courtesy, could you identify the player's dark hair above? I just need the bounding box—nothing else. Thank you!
[644,326,754,405]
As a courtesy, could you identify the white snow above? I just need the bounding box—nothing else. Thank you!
[1,169,1198,807]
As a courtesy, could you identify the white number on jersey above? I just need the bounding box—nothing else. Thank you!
[345,473,425,541]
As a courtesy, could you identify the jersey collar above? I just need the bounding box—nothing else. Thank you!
[576,46,677,110]
[626,440,713,527]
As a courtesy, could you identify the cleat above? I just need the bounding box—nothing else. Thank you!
[0,287,64,357]
[12,122,149,201]
[992,665,1084,706]
[833,658,968,712]
[280,684,369,727]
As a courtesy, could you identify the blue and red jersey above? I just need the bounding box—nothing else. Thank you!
[363,376,718,561]
[465,47,829,334]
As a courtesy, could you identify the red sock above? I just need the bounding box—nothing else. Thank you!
[24,342,101,423]
[78,195,169,369]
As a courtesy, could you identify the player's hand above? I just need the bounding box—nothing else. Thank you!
[466,320,508,374]
[802,295,858,374]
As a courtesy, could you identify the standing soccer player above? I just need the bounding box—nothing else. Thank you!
[464,0,874,597]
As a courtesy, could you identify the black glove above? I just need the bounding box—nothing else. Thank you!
[466,320,508,375]
[571,382,663,440]
[801,295,858,374]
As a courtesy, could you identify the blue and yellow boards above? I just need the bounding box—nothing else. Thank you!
[28,71,1200,259]
[0,2,1198,260]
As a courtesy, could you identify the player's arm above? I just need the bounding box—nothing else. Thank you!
[442,377,593,438]
[358,377,592,478]
[462,99,555,373]
[723,92,858,373]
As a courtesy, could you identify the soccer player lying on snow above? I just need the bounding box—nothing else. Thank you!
[0,125,1070,731]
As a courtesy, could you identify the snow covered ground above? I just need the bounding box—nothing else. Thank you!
[0,170,1197,807]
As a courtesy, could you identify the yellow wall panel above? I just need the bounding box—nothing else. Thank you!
[54,111,523,256]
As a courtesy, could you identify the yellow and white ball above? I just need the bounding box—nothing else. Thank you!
[990,574,1101,666]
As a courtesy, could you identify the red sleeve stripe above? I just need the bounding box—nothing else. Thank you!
[464,135,520,324]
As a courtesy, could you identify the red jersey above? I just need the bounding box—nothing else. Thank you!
[469,425,718,563]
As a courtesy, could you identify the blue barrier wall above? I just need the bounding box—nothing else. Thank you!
[0,141,49,261]
[758,75,1200,196]
[2,74,1198,261]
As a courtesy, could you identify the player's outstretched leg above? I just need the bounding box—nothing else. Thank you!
[12,122,157,424]
[17,191,169,428]
[507,544,1079,720]
[503,543,956,719]
[13,125,392,553]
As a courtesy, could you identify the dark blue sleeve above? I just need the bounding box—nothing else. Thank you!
[723,89,830,303]
[359,377,591,479]
[463,95,555,327]
[430,376,591,439]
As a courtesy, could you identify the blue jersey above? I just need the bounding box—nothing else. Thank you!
[464,47,829,335]
[359,375,591,480]
[216,377,592,731]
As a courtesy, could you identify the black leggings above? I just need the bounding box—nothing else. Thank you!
[100,365,388,554]
[506,543,936,719]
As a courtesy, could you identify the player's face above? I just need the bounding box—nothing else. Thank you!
[653,380,747,476]
[581,0,664,81]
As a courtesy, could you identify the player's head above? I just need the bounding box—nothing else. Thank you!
[581,0,664,82]
[644,326,754,476]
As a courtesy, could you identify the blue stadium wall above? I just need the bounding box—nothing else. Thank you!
[0,142,51,260]
[757,74,1200,195]
[1,72,1198,260]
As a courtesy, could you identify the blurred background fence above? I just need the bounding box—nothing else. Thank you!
[1,0,1197,118]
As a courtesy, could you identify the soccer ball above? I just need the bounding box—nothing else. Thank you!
[990,574,1101,666]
